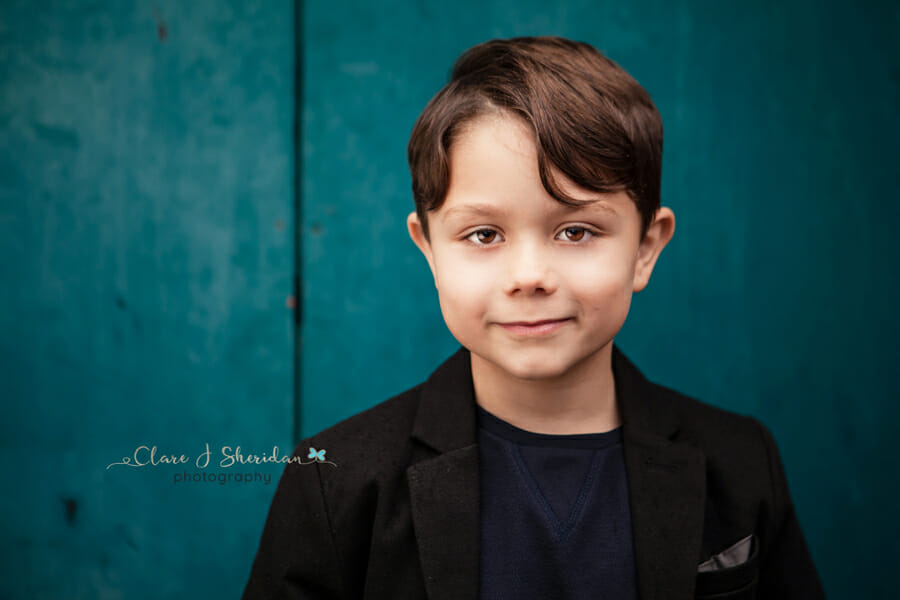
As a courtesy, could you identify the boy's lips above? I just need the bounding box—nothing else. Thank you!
[497,318,572,336]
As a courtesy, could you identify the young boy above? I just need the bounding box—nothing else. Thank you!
[242,36,824,599]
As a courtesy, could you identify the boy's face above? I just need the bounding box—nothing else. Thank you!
[407,113,674,383]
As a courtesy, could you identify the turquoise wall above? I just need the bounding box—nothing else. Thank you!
[0,1,294,598]
[1,0,897,598]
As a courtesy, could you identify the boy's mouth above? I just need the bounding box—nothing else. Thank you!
[498,318,572,336]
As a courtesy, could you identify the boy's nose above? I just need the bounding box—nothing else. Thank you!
[502,243,558,296]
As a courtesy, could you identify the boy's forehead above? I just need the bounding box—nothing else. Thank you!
[435,111,639,225]
[455,112,534,155]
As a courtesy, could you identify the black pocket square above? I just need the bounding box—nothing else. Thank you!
[698,534,755,572]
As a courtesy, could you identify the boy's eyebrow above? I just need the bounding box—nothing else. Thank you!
[441,200,619,221]
[440,203,502,221]
[570,201,619,217]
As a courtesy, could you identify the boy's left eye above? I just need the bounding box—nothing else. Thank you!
[557,227,594,242]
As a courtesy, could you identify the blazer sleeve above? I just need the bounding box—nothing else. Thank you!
[753,419,827,599]
[241,446,346,600]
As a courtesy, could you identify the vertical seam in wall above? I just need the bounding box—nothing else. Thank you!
[292,0,304,445]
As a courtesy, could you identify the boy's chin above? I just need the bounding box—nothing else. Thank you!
[477,351,588,382]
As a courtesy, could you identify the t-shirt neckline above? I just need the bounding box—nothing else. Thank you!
[476,404,623,449]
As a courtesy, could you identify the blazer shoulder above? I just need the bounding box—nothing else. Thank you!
[243,386,428,600]
[289,382,425,476]
[650,381,772,464]
[651,383,759,435]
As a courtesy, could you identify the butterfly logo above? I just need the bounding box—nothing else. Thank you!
[307,447,326,461]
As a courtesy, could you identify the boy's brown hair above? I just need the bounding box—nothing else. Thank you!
[407,36,663,241]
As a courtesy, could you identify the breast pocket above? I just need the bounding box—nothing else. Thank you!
[694,538,759,599]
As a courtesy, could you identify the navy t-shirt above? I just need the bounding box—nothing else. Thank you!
[477,405,638,600]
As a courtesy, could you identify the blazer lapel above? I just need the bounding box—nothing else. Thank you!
[407,348,480,600]
[614,346,706,600]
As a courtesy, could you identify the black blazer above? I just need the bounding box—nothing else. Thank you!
[242,345,824,599]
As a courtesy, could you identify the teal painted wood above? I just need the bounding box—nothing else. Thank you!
[0,1,294,598]
[301,1,899,597]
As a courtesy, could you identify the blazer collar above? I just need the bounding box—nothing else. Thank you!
[407,344,706,600]
[407,347,480,600]
[612,346,707,600]
[410,346,479,454]
[612,344,681,441]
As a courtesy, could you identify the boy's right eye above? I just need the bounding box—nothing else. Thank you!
[466,229,502,245]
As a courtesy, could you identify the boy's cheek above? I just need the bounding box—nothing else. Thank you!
[562,264,631,294]
[437,285,487,318]
[435,258,496,290]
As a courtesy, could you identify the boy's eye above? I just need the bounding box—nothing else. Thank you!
[467,229,501,245]
[558,227,593,242]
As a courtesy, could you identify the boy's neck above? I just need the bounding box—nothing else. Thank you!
[470,343,621,435]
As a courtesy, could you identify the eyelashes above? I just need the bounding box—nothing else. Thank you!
[559,227,591,242]
[464,226,598,246]
[468,229,500,245]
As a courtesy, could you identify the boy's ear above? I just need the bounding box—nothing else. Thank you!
[406,211,438,286]
[633,206,676,293]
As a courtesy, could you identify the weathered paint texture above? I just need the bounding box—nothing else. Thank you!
[0,1,294,598]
